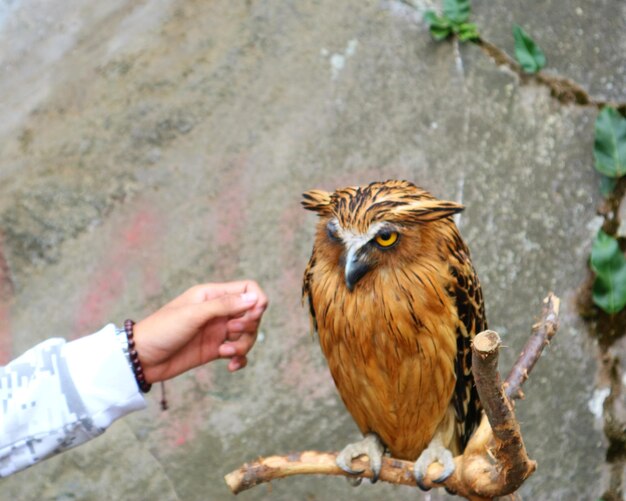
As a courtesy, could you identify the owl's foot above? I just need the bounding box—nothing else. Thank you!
[336,432,385,484]
[413,435,455,491]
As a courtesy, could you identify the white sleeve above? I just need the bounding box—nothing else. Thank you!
[0,324,146,477]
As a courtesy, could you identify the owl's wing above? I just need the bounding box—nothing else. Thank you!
[449,245,486,450]
[302,255,318,336]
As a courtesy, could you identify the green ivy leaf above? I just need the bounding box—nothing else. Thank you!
[431,25,453,41]
[513,25,546,73]
[590,230,626,314]
[457,22,479,42]
[424,11,441,26]
[443,0,471,24]
[424,11,453,41]
[599,174,617,196]
[594,107,626,178]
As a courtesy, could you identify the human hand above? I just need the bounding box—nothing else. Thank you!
[133,281,268,383]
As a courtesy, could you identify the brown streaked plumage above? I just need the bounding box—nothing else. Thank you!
[302,180,485,482]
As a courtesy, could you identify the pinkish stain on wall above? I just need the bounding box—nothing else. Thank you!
[73,202,163,337]
[155,365,217,449]
[208,155,251,280]
[274,206,336,403]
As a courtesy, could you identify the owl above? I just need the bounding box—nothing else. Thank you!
[302,180,485,487]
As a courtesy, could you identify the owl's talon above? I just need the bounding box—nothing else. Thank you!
[336,461,364,476]
[416,478,431,491]
[433,469,454,484]
[413,436,455,486]
[336,433,384,484]
[346,476,363,486]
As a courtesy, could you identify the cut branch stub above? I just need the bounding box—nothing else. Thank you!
[470,330,536,498]
[473,329,501,355]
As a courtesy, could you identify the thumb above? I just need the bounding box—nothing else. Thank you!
[186,292,258,325]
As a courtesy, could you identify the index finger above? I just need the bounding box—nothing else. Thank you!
[167,280,264,308]
[184,291,259,328]
[201,281,268,312]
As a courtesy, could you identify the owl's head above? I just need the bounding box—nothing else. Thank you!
[302,180,463,291]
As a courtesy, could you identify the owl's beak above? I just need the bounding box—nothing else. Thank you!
[345,250,371,292]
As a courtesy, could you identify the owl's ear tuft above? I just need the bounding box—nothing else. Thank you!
[391,199,464,223]
[302,189,333,215]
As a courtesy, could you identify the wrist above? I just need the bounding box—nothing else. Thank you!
[116,321,152,392]
[132,319,161,384]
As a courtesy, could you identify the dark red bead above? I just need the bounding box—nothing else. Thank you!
[123,318,151,393]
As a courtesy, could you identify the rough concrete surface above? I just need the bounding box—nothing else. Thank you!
[0,0,622,499]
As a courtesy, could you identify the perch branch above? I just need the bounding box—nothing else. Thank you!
[504,293,560,400]
[465,330,536,498]
[225,452,415,493]
[225,451,472,495]
[225,293,560,500]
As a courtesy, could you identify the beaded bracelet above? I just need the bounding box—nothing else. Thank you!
[123,319,152,393]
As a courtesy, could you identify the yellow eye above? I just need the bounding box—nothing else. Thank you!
[375,231,398,248]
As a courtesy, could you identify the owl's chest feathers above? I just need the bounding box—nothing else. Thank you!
[314,266,458,367]
[318,290,457,383]
[312,266,458,456]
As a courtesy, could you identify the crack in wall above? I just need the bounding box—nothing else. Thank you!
[414,17,626,500]
[469,31,626,501]
[582,273,626,498]
[576,180,626,501]
[476,38,626,114]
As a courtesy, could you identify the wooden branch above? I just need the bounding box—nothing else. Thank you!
[466,330,536,498]
[225,450,477,496]
[504,293,560,400]
[224,294,560,500]
[225,452,416,493]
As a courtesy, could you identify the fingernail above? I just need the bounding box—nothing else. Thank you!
[230,360,241,371]
[220,344,236,356]
[240,292,258,303]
